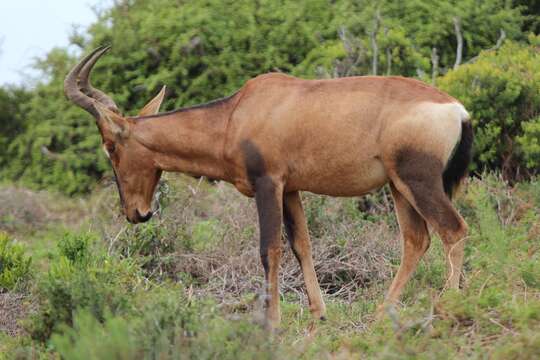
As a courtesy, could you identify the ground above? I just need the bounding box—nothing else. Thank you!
[0,174,538,359]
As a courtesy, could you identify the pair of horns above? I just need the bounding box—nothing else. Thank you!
[64,46,119,118]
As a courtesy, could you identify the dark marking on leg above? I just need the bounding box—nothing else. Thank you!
[240,139,279,272]
[394,147,461,232]
[240,140,266,187]
[256,177,282,273]
[392,148,469,291]
[254,177,283,328]
[240,139,283,328]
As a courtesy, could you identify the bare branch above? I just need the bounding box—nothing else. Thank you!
[370,8,381,75]
[40,146,63,160]
[494,29,506,48]
[466,29,506,64]
[333,26,365,78]
[431,47,439,84]
[384,27,392,75]
[453,17,463,69]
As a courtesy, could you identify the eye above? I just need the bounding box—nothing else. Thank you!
[106,143,116,153]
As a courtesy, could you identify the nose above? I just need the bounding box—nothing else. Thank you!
[135,209,153,223]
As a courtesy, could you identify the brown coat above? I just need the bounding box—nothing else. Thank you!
[65,47,473,329]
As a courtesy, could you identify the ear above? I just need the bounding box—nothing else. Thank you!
[94,102,130,138]
[138,85,166,116]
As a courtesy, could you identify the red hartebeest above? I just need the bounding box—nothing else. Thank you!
[65,46,472,329]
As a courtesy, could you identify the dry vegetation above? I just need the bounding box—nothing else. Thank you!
[0,174,539,358]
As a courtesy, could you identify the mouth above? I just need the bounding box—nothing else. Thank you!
[126,209,153,224]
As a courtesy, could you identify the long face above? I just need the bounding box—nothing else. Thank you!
[64,46,167,224]
[101,126,162,223]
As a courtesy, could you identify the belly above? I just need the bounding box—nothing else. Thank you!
[285,156,388,196]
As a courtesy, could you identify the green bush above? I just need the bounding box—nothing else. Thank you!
[0,87,29,172]
[1,0,526,194]
[438,35,540,180]
[51,310,137,360]
[0,232,32,292]
[189,219,223,252]
[50,289,278,360]
[115,221,177,280]
[28,231,140,342]
[58,231,92,265]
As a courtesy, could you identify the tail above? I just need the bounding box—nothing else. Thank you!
[443,120,473,199]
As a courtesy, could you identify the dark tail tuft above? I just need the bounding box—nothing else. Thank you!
[443,121,473,199]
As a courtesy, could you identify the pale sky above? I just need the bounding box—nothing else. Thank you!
[0,0,112,86]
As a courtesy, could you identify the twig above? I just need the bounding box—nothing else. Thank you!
[453,17,463,69]
[370,8,381,75]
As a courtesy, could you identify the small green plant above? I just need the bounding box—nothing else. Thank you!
[50,288,278,360]
[51,310,137,360]
[28,231,139,342]
[58,231,92,265]
[0,232,32,291]
[117,221,176,279]
[189,219,222,252]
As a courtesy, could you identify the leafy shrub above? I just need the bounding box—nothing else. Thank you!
[0,233,32,291]
[51,310,137,360]
[58,231,92,265]
[1,0,526,194]
[50,288,278,360]
[28,231,140,342]
[0,232,32,292]
[519,115,540,168]
[189,219,223,252]
[0,87,29,171]
[115,221,176,280]
[438,35,540,180]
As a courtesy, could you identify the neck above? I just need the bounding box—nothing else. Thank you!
[132,94,239,181]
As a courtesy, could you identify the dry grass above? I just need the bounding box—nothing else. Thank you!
[78,173,401,307]
[102,174,402,305]
[0,185,87,234]
[0,292,36,337]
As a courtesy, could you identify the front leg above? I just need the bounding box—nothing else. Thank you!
[283,191,326,320]
[254,176,284,330]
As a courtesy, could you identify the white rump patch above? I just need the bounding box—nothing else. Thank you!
[405,102,466,163]
[454,102,470,122]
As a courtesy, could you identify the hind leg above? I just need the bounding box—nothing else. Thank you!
[385,183,431,304]
[388,149,468,290]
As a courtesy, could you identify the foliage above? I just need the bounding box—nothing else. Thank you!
[0,0,531,194]
[50,311,138,360]
[57,231,92,265]
[1,49,110,195]
[0,86,29,172]
[0,1,538,356]
[1,173,539,358]
[50,291,277,360]
[305,0,523,78]
[115,220,177,279]
[0,232,32,292]
[28,231,140,342]
[438,35,540,180]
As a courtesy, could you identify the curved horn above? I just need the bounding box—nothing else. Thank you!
[78,46,119,113]
[64,46,107,118]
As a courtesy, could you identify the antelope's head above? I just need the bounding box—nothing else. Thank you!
[64,46,166,224]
